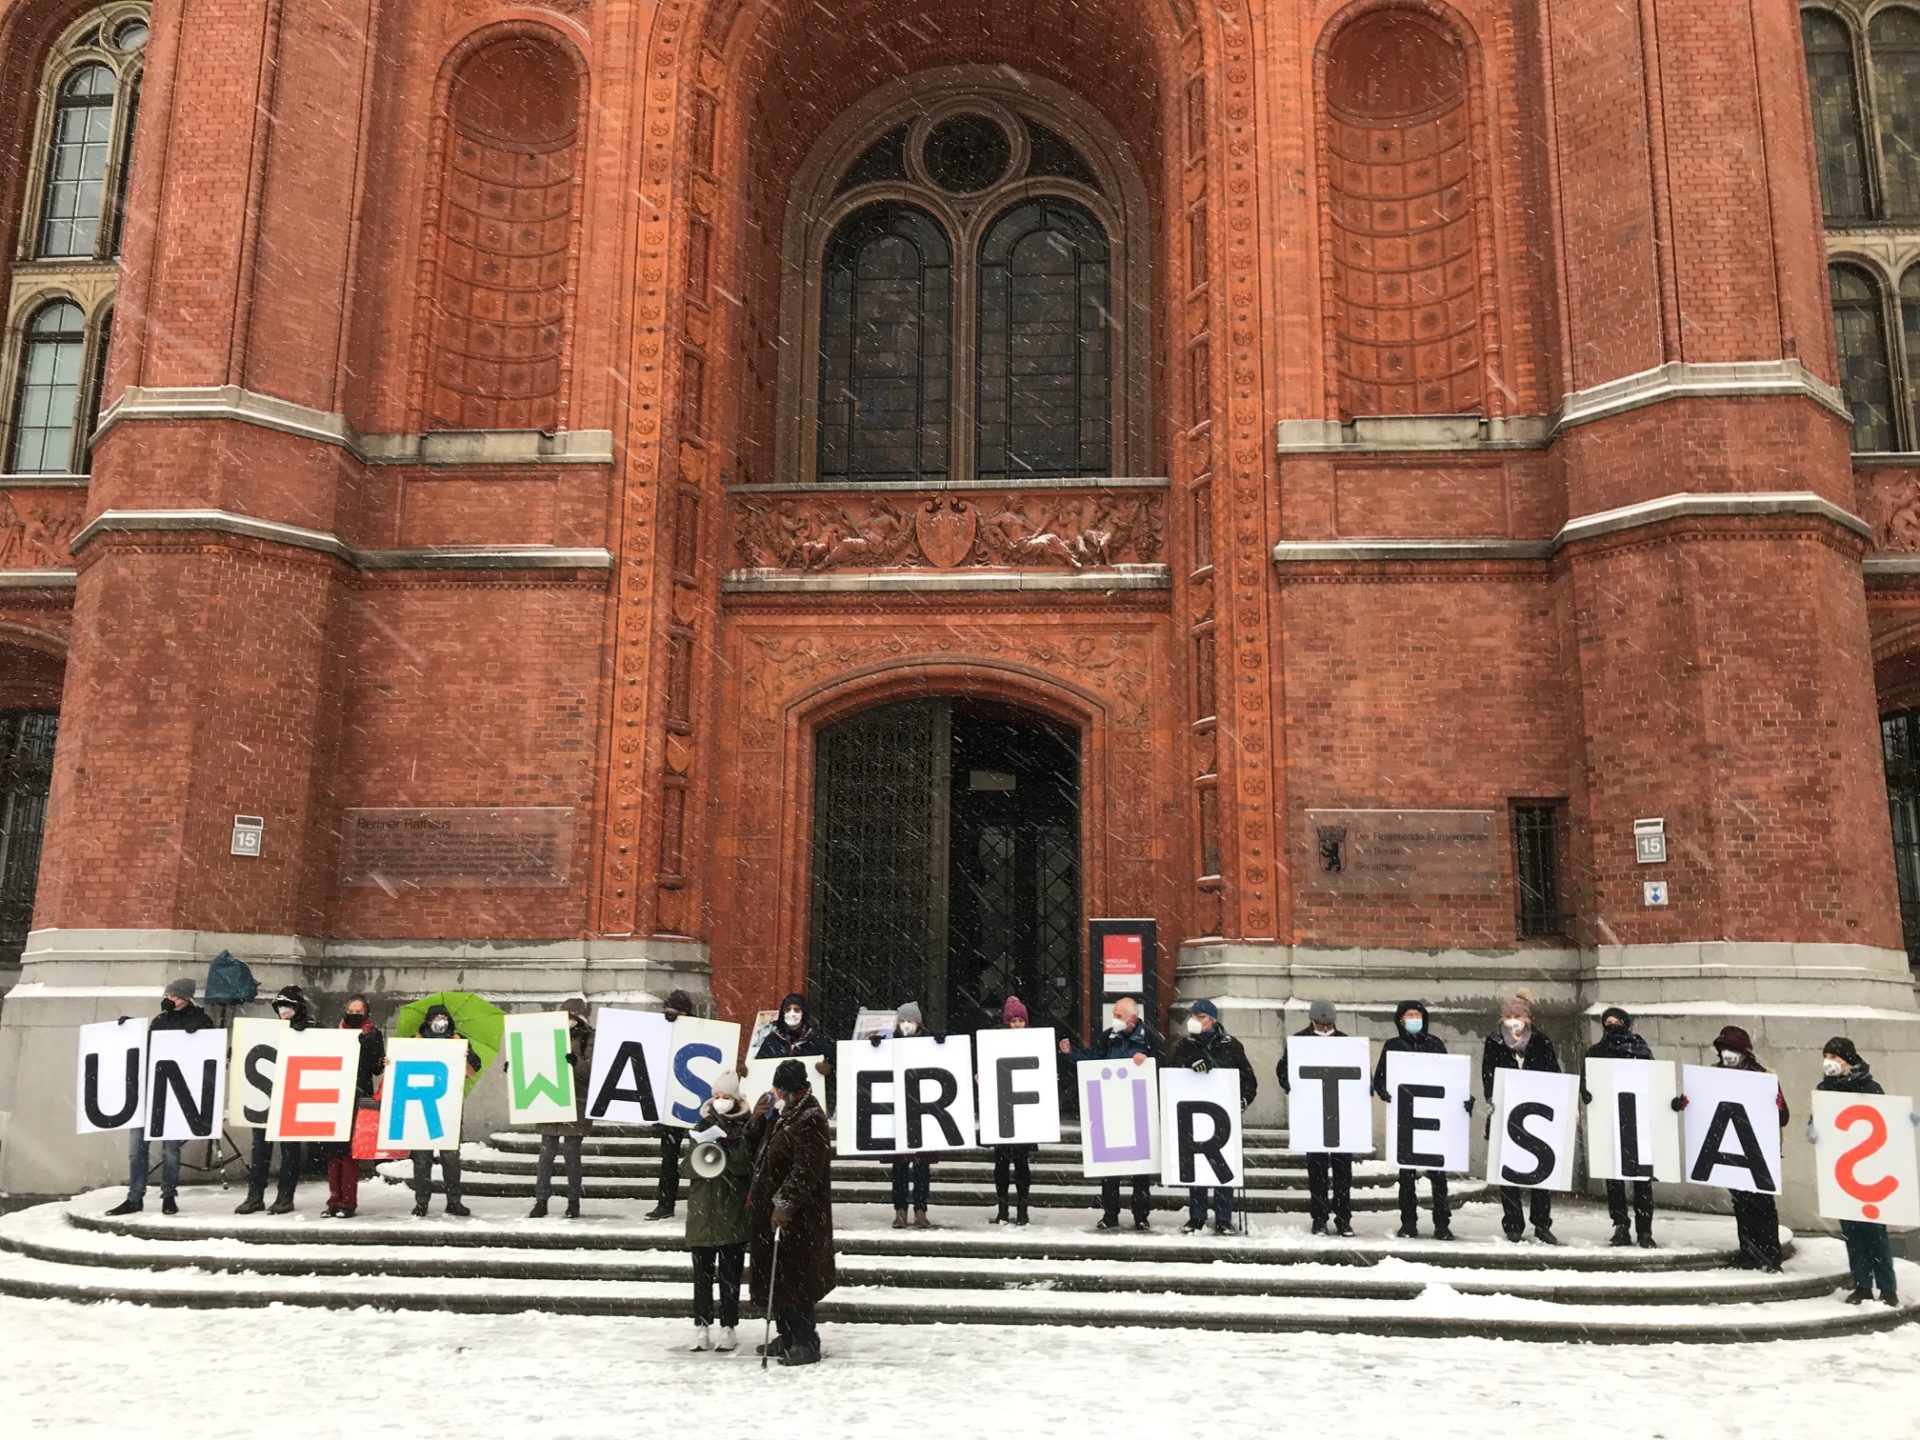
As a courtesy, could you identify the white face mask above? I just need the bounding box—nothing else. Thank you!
[1312,1024,1333,1036]
[275,1006,295,1021]
[430,1018,450,1035]
[784,1009,803,1028]
[712,1095,737,1113]
[1718,1050,1741,1067]
[1185,1017,1203,1035]
[1503,1018,1526,1034]
[897,1021,918,1036]
[1822,1058,1845,1077]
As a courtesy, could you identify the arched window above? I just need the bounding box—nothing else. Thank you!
[817,204,952,484]
[38,64,117,258]
[8,302,88,474]
[975,198,1111,479]
[1872,8,1920,217]
[778,79,1149,485]
[1830,264,1895,451]
[1805,10,1872,220]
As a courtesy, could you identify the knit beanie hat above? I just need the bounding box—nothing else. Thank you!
[1308,999,1337,1026]
[1002,995,1029,1024]
[1713,1025,1754,1055]
[563,996,590,1021]
[772,1058,809,1093]
[709,1069,742,1100]
[1600,1005,1633,1030]
[272,985,305,1011]
[164,977,195,1002]
[1822,1035,1863,1067]
[1190,998,1220,1021]
[1499,988,1534,1023]
[665,989,695,1016]
[897,1001,924,1028]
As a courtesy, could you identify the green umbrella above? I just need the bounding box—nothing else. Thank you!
[394,991,506,1094]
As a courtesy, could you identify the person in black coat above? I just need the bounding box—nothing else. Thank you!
[323,994,383,1218]
[237,985,313,1215]
[1806,1036,1905,1307]
[886,1001,942,1228]
[1693,1025,1788,1271]
[1278,999,1352,1236]
[1482,989,1561,1244]
[1060,995,1164,1230]
[1372,999,1462,1239]
[989,995,1037,1226]
[646,989,698,1221]
[105,978,213,1217]
[409,1002,481,1218]
[1169,999,1256,1235]
[1581,1005,1660,1247]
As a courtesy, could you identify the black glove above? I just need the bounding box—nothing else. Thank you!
[1194,1060,1211,1074]
[1463,1098,1473,1113]
[1580,1089,1593,1105]
[117,1015,131,1024]
[1671,1095,1688,1112]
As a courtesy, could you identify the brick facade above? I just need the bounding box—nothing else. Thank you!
[1,0,1916,1204]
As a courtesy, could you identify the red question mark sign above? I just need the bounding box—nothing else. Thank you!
[1834,1104,1898,1220]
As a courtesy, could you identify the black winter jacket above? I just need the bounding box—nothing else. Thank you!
[150,1000,212,1034]
[757,992,830,1060]
[1277,1025,1349,1093]
[1817,1061,1883,1097]
[1371,1002,1448,1100]
[1065,1018,1163,1065]
[1482,1026,1560,1099]
[1169,1024,1258,1108]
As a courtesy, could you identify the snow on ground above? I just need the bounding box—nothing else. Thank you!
[0,1294,1916,1439]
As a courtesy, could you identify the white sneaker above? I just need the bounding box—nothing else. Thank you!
[714,1326,738,1353]
[690,1324,711,1352]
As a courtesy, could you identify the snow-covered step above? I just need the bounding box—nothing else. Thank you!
[0,1227,1908,1341]
[0,1203,1854,1308]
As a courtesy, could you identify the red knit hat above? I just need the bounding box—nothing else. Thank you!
[1003,995,1029,1024]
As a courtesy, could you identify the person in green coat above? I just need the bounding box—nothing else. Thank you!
[685,1068,752,1352]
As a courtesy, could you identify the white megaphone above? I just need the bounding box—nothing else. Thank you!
[690,1140,728,1180]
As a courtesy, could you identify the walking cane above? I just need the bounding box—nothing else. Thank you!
[760,1225,783,1370]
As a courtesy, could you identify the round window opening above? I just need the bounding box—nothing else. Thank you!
[923,114,1012,193]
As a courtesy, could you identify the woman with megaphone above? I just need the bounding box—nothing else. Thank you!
[685,1069,752,1352]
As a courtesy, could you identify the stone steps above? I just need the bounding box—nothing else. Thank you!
[0,1192,1912,1342]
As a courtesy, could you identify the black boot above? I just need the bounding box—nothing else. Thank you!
[234,1195,265,1215]
[565,1199,581,1219]
[412,1198,430,1218]
[1610,1225,1631,1247]
[991,1199,1011,1224]
[444,1198,472,1217]
[105,1198,142,1217]
[528,1199,549,1219]
[267,1196,296,1216]
[1014,1203,1029,1226]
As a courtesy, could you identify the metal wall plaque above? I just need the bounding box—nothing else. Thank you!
[1305,808,1501,895]
[339,807,574,889]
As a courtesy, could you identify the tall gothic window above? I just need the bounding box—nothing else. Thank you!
[817,204,952,483]
[4,5,148,476]
[1872,8,1920,216]
[7,301,87,474]
[1831,264,1896,451]
[1805,9,1871,219]
[782,86,1148,485]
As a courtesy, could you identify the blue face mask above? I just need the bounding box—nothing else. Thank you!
[1403,1017,1424,1035]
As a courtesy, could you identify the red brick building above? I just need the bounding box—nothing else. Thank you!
[1,0,1917,1206]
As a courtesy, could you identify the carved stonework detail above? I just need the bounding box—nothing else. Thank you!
[0,491,86,570]
[731,490,1164,573]
[1860,468,1920,552]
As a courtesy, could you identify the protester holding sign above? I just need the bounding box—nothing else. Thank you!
[1700,1025,1787,1271]
[748,1058,836,1367]
[1062,995,1163,1230]
[1807,1037,1902,1307]
[1169,999,1255,1235]
[1581,1006,1665,1247]
[236,986,312,1216]
[322,995,382,1218]
[1372,1000,1461,1240]
[105,979,211,1218]
[989,996,1037,1226]
[407,1004,481,1218]
[1481,990,1561,1244]
[687,1069,752,1352]
[530,998,595,1220]
[644,990,697,1221]
[888,1001,936,1228]
[1279,1000,1354,1236]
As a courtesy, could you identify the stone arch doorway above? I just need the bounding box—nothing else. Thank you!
[808,696,1081,1038]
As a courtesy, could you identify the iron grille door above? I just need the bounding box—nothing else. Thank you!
[1883,709,1920,970]
[809,699,948,1038]
[0,710,58,967]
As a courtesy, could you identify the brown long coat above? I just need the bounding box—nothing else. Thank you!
[747,1090,837,1309]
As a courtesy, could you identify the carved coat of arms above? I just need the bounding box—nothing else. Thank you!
[915,497,977,569]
